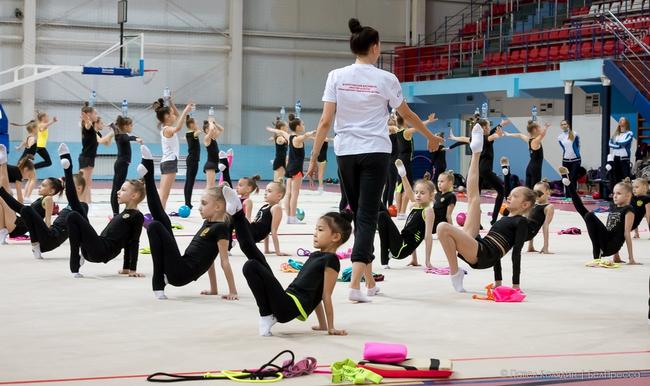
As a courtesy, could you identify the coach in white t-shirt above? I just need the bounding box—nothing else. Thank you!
[308,18,442,305]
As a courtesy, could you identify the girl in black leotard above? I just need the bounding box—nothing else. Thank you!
[504,120,550,189]
[110,116,143,216]
[0,145,58,244]
[137,145,236,300]
[270,119,288,182]
[222,185,349,336]
[15,120,37,160]
[430,132,448,185]
[378,159,435,271]
[559,166,639,265]
[525,180,555,254]
[631,178,650,239]
[203,119,225,190]
[184,116,201,208]
[3,155,36,204]
[437,121,536,292]
[267,114,314,224]
[383,119,400,207]
[79,102,113,204]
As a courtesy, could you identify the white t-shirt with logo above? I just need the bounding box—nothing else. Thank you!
[322,63,403,156]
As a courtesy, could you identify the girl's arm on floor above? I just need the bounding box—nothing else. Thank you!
[446,203,455,225]
[43,196,54,227]
[540,204,555,254]
[23,178,35,201]
[218,238,238,299]
[423,207,434,268]
[623,211,639,264]
[645,203,650,240]
[243,198,253,222]
[313,302,327,331]
[202,263,218,295]
[268,204,288,256]
[322,267,346,335]
[14,181,24,203]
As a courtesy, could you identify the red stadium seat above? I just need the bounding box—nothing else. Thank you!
[580,41,593,58]
[538,46,549,62]
[558,44,569,60]
[529,47,539,62]
[549,45,560,60]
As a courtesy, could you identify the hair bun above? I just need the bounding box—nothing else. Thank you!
[348,18,363,33]
[287,113,296,121]
[252,175,261,182]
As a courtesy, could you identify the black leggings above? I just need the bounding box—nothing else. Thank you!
[67,211,113,273]
[220,157,232,188]
[338,169,349,211]
[337,153,390,263]
[34,147,52,169]
[525,162,542,189]
[479,169,505,224]
[110,160,129,215]
[184,159,199,208]
[562,159,581,197]
[377,210,417,265]
[609,156,631,192]
[568,184,623,259]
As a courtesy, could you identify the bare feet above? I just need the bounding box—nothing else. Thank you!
[118,269,145,277]
[539,248,554,255]
[612,254,626,264]
[222,293,239,300]
[527,247,538,252]
[627,261,643,265]
[328,329,348,336]
[201,289,218,295]
[633,230,640,239]
[312,325,327,331]
[407,260,421,267]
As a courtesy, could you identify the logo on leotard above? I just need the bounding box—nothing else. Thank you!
[122,213,130,219]
[637,200,643,207]
[200,227,210,237]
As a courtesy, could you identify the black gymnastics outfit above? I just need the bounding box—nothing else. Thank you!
[525,138,543,189]
[285,135,305,179]
[378,207,426,265]
[203,137,220,172]
[396,128,414,185]
[631,195,650,231]
[0,154,88,252]
[525,203,548,240]
[0,192,45,238]
[382,132,399,207]
[430,144,447,186]
[66,182,143,274]
[140,158,230,291]
[235,207,341,322]
[184,132,200,208]
[432,191,457,234]
[567,183,633,259]
[110,133,139,215]
[273,137,287,172]
[479,127,505,225]
[458,215,528,286]
[250,204,274,242]
[79,123,100,169]
[317,140,328,163]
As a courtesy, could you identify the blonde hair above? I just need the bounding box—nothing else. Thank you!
[127,179,146,203]
[414,179,436,195]
[613,117,629,138]
[561,120,574,141]
[615,177,633,194]
[633,177,649,190]
[438,170,455,192]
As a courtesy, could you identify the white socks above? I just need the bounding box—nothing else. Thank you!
[259,315,277,336]
[287,216,305,224]
[558,166,570,186]
[470,123,484,153]
[349,288,372,303]
[136,164,148,178]
[0,228,9,245]
[73,273,83,278]
[141,145,153,160]
[450,270,466,292]
[32,243,43,259]
[0,144,7,165]
[367,286,380,297]
[395,159,406,178]
[154,290,168,300]
[218,163,226,172]
[222,185,242,215]
[218,150,227,159]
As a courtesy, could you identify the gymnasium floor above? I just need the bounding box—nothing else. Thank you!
[1,185,649,386]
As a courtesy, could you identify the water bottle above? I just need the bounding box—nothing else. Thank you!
[280,106,286,121]
[531,105,538,121]
[89,90,96,107]
[189,104,196,118]
[295,99,302,118]
[121,99,128,117]
[163,87,171,106]
[481,101,488,119]
[474,107,480,116]
[208,106,215,119]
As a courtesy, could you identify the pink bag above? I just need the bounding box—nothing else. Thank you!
[363,342,408,364]
[492,286,526,302]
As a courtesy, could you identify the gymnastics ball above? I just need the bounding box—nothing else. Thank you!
[143,213,154,229]
[178,205,191,218]
[388,205,398,217]
[456,212,466,226]
[296,208,305,221]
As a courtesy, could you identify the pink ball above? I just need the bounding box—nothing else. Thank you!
[456,212,466,226]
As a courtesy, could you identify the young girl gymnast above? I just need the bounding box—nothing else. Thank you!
[503,120,550,189]
[558,120,581,197]
[432,170,457,235]
[266,114,315,224]
[34,111,57,169]
[315,137,332,194]
[110,116,143,216]
[203,119,225,190]
[5,156,36,204]
[0,144,87,258]
[235,175,261,221]
[525,180,555,253]
[79,103,113,204]
[270,119,288,182]
[0,145,55,244]
[559,166,639,265]
[221,184,349,336]
[137,146,236,300]
[437,121,534,292]
[15,120,37,160]
[153,97,193,210]
[378,159,435,270]
[631,178,650,239]
[64,142,145,277]
[184,116,201,208]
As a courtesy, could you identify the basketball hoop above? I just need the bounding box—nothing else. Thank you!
[142,69,158,85]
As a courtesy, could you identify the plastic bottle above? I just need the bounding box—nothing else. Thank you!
[163,87,171,106]
[474,107,480,116]
[89,90,96,107]
[295,99,302,118]
[280,106,286,121]
[190,104,196,118]
[531,105,538,121]
[121,99,128,117]
[208,106,215,119]
[481,101,488,118]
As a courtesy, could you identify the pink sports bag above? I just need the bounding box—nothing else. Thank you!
[363,342,408,364]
